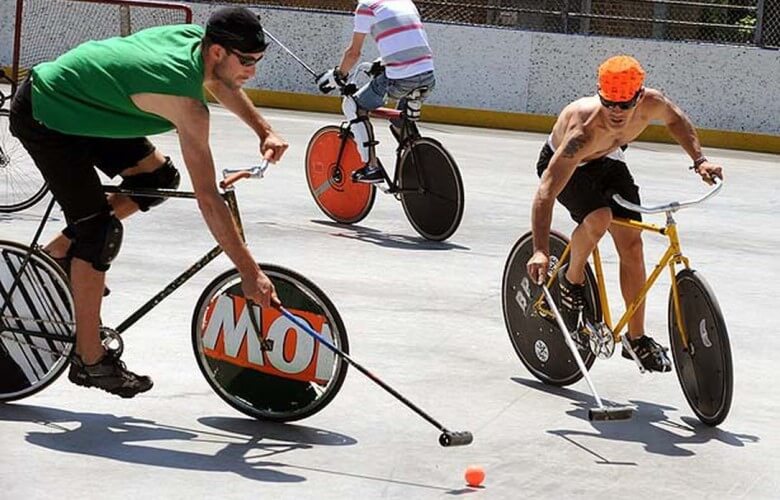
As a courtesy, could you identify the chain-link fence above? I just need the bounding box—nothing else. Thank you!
[756,0,780,47]
[207,0,779,48]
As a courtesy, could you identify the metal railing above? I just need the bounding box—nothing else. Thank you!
[205,0,778,48]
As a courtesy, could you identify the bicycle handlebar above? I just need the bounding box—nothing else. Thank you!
[340,61,379,95]
[612,177,723,214]
[220,160,270,190]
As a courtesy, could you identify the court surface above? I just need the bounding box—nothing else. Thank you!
[1,105,778,499]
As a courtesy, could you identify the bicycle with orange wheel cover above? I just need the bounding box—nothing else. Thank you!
[304,62,464,242]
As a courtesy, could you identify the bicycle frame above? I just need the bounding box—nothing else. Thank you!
[103,184,245,335]
[1,165,261,344]
[536,180,724,349]
[332,107,426,197]
[331,61,430,196]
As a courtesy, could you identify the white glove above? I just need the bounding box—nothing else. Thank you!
[316,67,346,94]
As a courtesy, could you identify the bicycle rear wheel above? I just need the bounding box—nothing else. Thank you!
[398,137,464,241]
[0,240,74,401]
[192,263,349,422]
[305,125,376,224]
[0,112,48,213]
[668,269,733,426]
[502,231,600,386]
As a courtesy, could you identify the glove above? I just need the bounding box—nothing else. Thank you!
[316,67,346,94]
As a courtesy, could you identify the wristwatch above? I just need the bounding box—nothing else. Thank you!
[690,156,708,172]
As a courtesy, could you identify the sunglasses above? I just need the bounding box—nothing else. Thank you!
[226,47,264,67]
[599,88,643,110]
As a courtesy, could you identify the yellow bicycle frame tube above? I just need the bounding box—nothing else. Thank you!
[591,217,691,344]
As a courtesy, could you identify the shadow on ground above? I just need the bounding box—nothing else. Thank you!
[0,403,473,491]
[0,403,355,483]
[512,377,758,463]
[310,219,470,251]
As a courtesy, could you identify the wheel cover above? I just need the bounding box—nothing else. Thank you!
[399,140,463,240]
[194,267,347,421]
[306,129,374,223]
[502,232,599,385]
[669,273,732,424]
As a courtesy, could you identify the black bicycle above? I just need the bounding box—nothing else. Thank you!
[0,69,48,213]
[0,162,349,422]
[304,62,465,242]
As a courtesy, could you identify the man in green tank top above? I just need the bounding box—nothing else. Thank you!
[9,7,287,398]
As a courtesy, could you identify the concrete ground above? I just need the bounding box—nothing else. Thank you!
[1,105,778,499]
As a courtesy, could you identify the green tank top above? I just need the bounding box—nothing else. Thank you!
[31,24,206,138]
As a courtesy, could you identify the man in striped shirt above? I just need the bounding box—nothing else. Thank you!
[317,0,435,183]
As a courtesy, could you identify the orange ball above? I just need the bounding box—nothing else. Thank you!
[464,465,485,487]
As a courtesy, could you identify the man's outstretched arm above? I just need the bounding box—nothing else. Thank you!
[649,90,723,183]
[130,93,277,306]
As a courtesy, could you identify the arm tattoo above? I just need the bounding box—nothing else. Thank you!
[562,135,586,159]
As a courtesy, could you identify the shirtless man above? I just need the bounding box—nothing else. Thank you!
[526,55,723,372]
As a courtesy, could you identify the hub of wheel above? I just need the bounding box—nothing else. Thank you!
[330,164,344,186]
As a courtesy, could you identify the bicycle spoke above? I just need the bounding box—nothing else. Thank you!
[0,332,69,357]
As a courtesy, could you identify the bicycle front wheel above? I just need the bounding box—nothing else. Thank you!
[502,231,600,386]
[398,137,464,241]
[0,240,74,401]
[0,113,48,213]
[668,269,733,426]
[305,125,376,224]
[192,264,349,422]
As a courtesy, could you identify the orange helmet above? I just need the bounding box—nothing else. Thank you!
[598,56,645,102]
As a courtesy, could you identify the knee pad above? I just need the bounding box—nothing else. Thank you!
[120,157,181,212]
[342,98,374,163]
[70,210,123,272]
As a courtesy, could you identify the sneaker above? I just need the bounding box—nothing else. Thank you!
[351,164,386,184]
[46,251,111,297]
[557,269,585,333]
[68,350,153,398]
[621,334,672,373]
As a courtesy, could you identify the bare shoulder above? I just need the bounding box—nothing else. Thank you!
[553,97,597,142]
[640,87,672,109]
[560,96,599,118]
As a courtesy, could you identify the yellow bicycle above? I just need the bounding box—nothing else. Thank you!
[502,180,732,426]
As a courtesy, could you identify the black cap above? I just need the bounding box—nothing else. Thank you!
[206,7,268,53]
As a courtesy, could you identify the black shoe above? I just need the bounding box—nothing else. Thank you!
[47,251,111,297]
[351,164,386,184]
[557,269,585,332]
[68,350,153,398]
[621,334,672,373]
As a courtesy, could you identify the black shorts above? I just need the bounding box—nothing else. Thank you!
[536,142,641,223]
[9,77,156,224]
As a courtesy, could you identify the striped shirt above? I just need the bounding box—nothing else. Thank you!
[354,0,434,80]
